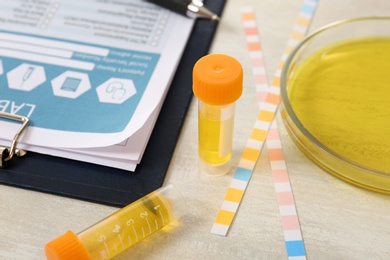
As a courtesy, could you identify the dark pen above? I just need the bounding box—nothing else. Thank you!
[148,0,220,21]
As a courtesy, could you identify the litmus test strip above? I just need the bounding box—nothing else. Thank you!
[240,6,268,104]
[269,0,318,94]
[211,0,319,238]
[242,3,317,259]
[267,121,307,259]
[210,8,279,236]
[211,95,278,236]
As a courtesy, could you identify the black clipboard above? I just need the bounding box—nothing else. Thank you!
[0,0,226,208]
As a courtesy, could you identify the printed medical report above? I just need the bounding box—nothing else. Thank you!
[0,0,195,170]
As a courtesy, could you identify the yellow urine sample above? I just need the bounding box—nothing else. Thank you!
[289,37,390,172]
[198,102,235,165]
[78,191,173,259]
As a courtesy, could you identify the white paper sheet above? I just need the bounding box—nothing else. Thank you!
[0,0,195,171]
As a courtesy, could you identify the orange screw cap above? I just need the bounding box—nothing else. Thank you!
[44,231,90,260]
[193,54,243,106]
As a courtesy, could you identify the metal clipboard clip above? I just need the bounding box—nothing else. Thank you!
[0,112,29,168]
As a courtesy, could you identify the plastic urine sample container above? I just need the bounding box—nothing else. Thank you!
[193,54,243,175]
[45,184,187,260]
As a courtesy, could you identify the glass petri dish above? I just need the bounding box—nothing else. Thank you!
[280,17,390,194]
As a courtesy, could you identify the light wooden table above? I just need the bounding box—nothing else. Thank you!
[1,0,390,259]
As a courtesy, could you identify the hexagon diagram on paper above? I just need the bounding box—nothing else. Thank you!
[7,63,46,91]
[96,78,136,104]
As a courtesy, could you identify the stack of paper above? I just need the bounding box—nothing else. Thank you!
[0,0,194,171]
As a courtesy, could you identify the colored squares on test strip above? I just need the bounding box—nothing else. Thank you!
[267,121,307,259]
[212,2,319,257]
[211,87,277,236]
[241,6,268,102]
[240,1,318,259]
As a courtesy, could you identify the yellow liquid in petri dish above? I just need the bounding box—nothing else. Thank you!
[289,37,390,172]
[198,104,234,166]
[78,191,173,259]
